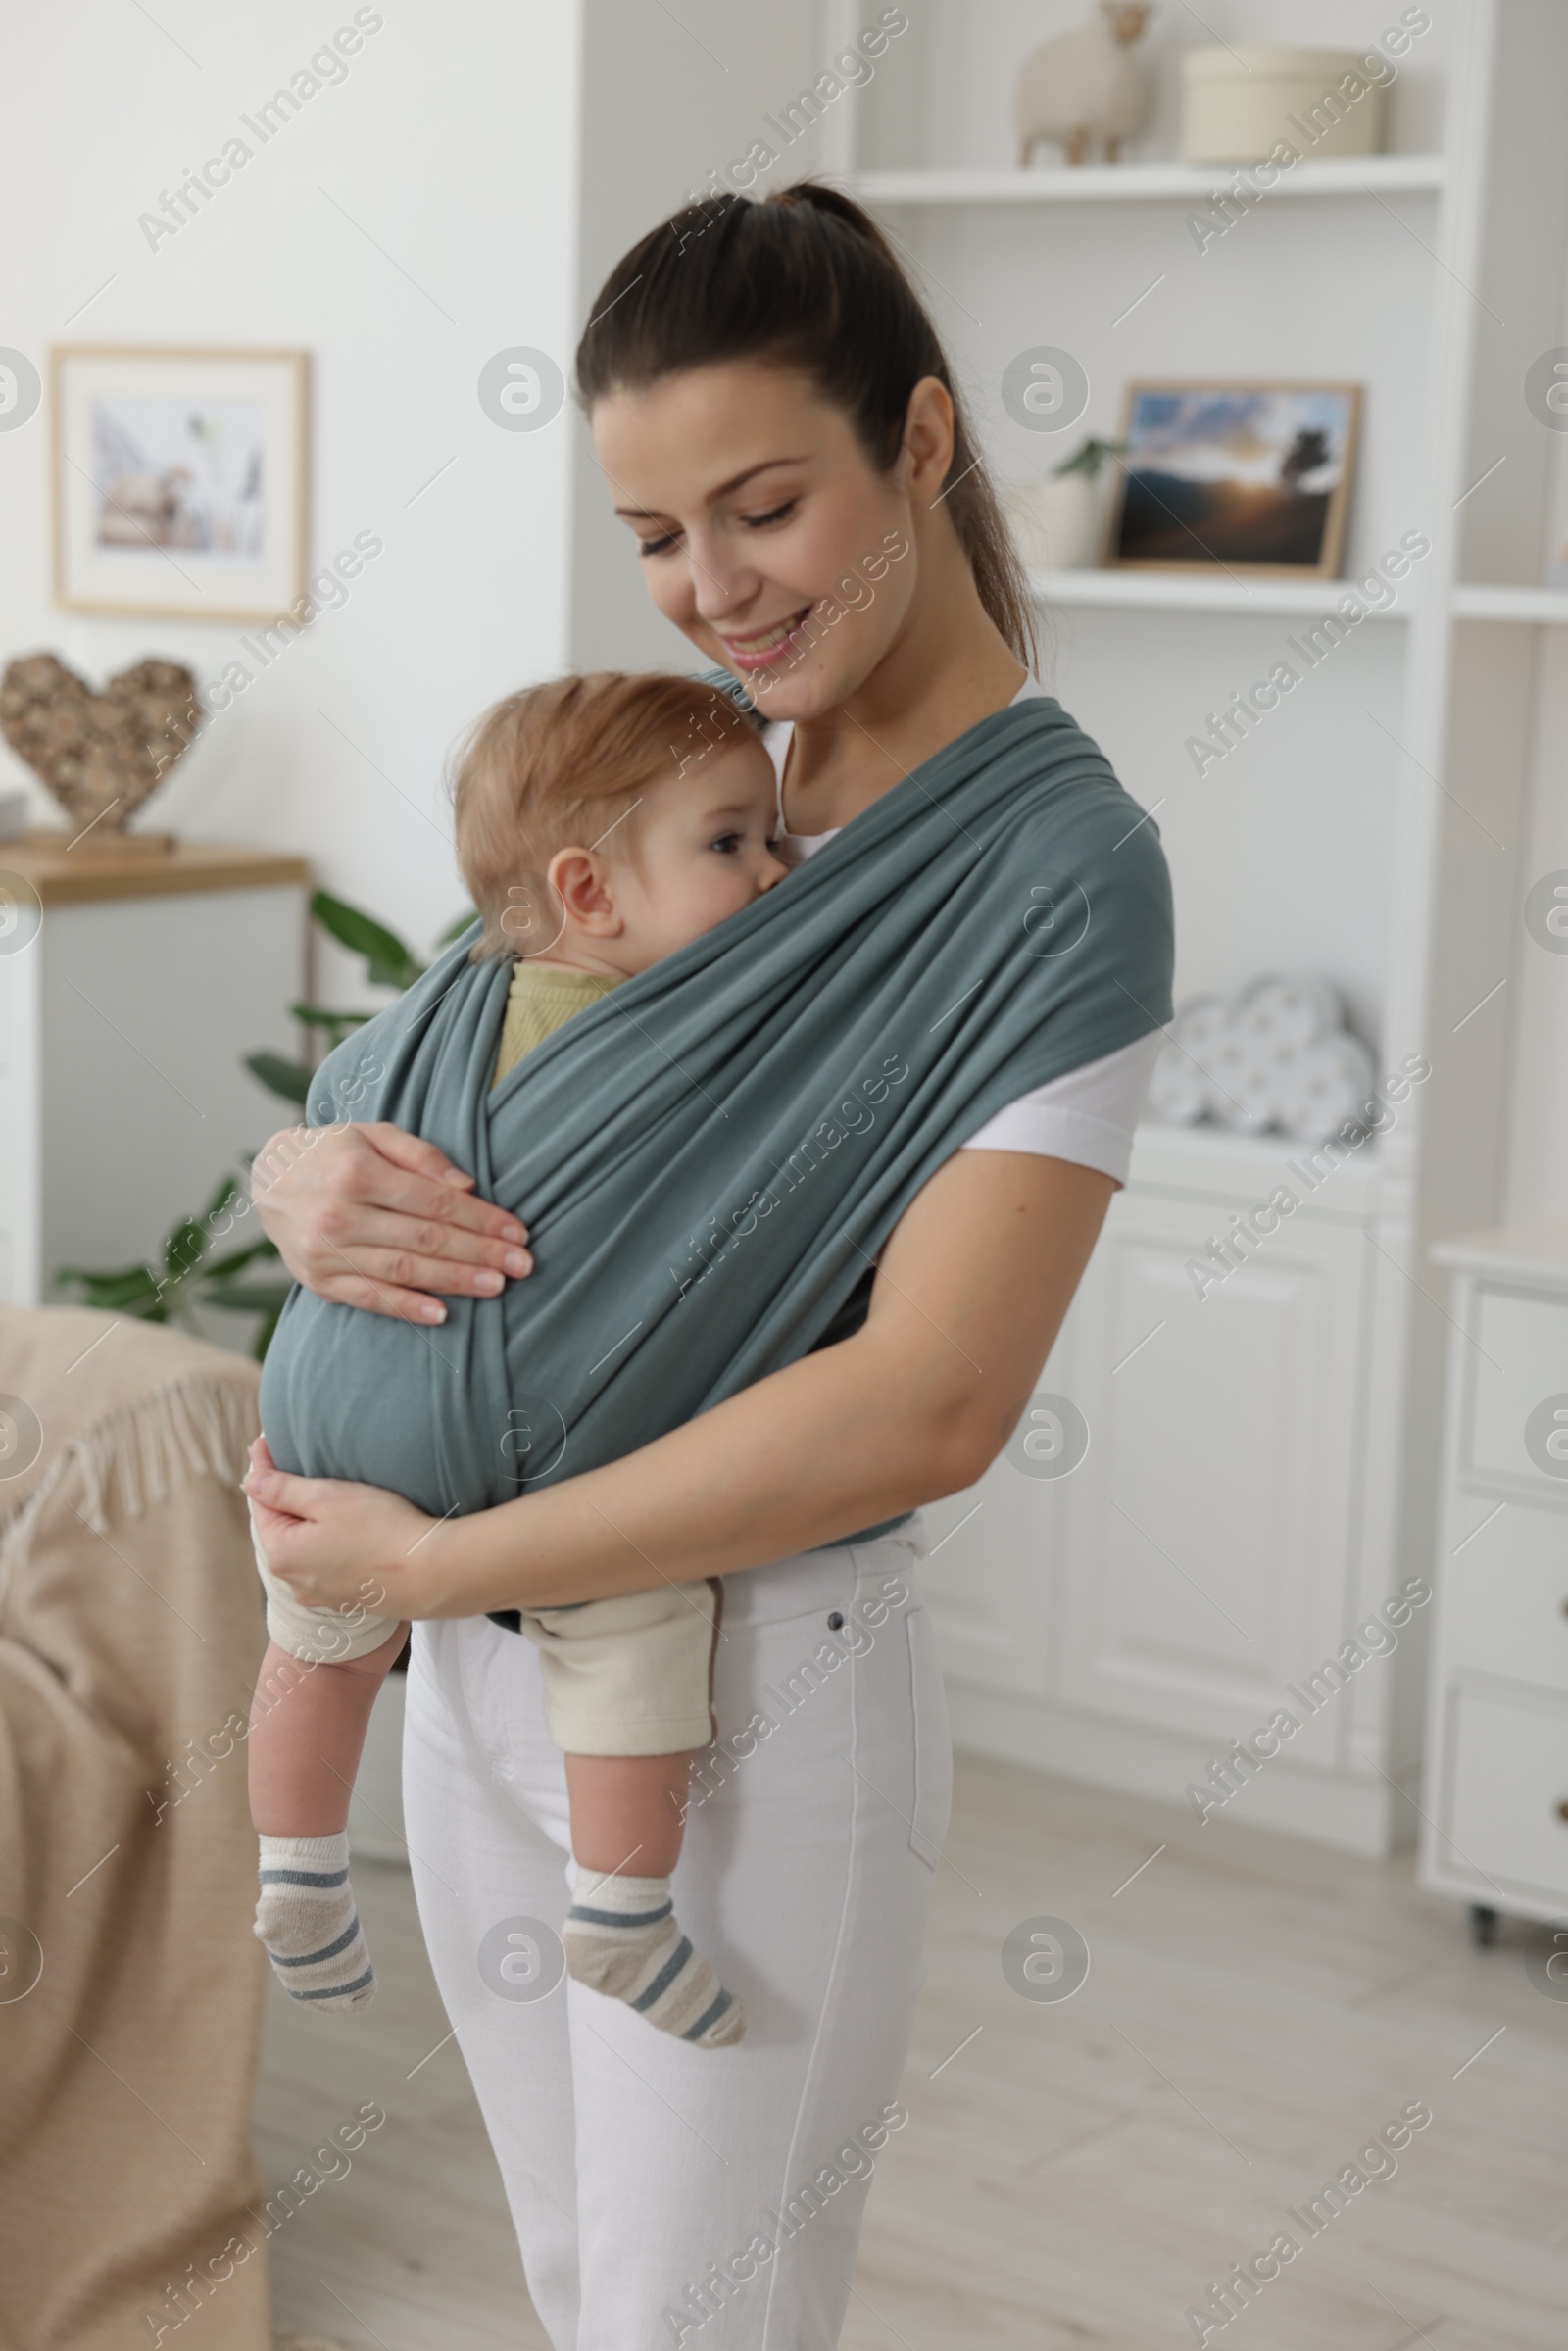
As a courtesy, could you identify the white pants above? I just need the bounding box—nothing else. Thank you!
[401,1522,952,2351]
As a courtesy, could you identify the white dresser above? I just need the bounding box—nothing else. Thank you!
[1419,1223,1568,1940]
[0,834,308,1306]
[923,1119,1397,1855]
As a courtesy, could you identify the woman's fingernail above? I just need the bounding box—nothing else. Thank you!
[503,1249,530,1275]
[420,1299,447,1323]
[473,1270,503,1295]
[501,1220,526,1242]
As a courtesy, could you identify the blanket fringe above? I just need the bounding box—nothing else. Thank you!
[0,1375,259,1594]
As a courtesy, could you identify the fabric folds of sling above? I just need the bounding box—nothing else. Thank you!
[258,694,1174,1519]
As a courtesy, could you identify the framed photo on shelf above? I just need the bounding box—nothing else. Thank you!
[52,345,310,621]
[1103,382,1361,578]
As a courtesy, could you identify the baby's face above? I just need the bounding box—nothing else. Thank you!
[610,739,788,970]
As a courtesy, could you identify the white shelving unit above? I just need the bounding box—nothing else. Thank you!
[1027,567,1416,619]
[848,154,1448,206]
[1453,583,1568,624]
[815,0,1568,1854]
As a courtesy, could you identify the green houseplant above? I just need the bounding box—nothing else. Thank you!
[56,892,471,1358]
[1004,435,1128,571]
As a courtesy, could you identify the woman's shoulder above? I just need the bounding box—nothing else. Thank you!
[994,700,1173,954]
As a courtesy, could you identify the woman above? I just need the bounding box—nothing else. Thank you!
[248,185,1173,2348]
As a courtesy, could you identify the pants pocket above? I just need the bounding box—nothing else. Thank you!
[906,1606,953,1872]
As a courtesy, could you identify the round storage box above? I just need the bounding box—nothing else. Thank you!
[1181,47,1387,166]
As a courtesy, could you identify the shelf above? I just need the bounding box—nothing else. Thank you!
[0,830,310,906]
[847,155,1446,207]
[1453,584,1568,625]
[1029,569,1413,620]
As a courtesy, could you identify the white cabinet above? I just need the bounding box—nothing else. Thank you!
[0,837,308,1305]
[1420,1226,1568,1931]
[924,1125,1397,1845]
[1053,1192,1364,1749]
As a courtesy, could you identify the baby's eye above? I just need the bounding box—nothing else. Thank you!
[709,831,742,855]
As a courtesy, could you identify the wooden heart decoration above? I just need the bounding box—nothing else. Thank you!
[0,653,202,837]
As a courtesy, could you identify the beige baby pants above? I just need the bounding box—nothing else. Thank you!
[255,1535,720,1755]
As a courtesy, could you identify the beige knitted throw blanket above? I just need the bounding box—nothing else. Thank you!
[0,1307,273,2351]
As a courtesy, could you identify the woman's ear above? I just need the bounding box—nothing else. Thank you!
[546,847,623,937]
[901,375,957,507]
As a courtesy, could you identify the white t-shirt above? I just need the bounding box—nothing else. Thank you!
[764,678,1159,1188]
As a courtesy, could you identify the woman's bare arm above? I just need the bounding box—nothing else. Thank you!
[251,1122,534,1322]
[247,1149,1113,1618]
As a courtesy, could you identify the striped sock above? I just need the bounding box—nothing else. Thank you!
[254,1832,375,2013]
[563,1865,745,2048]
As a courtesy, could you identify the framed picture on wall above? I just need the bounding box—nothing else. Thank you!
[52,345,310,621]
[1103,382,1362,578]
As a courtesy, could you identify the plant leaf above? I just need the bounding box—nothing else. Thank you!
[203,1238,280,1281]
[164,1217,208,1278]
[436,907,478,947]
[245,1051,313,1105]
[202,1281,295,1313]
[54,1265,165,1311]
[203,1170,244,1222]
[311,890,424,989]
[289,1002,372,1031]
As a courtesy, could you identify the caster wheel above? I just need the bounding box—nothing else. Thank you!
[1469,1903,1499,1947]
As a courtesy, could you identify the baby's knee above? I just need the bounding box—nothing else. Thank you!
[335,1622,411,1680]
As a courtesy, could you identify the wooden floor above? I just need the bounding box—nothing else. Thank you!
[256,1751,1568,2349]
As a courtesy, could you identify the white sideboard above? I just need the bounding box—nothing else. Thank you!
[0,835,308,1307]
[1418,1223,1568,1937]
[923,1120,1410,1855]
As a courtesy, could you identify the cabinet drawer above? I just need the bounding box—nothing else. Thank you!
[1465,1286,1568,1490]
[1443,1497,1568,1692]
[1441,1685,1568,1905]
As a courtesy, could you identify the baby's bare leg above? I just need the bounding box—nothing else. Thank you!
[562,1747,744,2047]
[248,1629,407,1835]
[248,1625,408,2013]
[563,1748,693,1876]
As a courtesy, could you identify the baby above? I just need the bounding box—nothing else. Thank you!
[248,670,786,2047]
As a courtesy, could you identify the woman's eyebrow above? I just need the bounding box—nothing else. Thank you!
[613,456,808,518]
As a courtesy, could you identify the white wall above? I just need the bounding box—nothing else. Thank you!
[0,0,584,1004]
[567,0,840,673]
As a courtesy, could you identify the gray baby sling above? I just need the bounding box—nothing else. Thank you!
[258,694,1174,1519]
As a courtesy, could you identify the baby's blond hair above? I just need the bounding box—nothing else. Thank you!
[451,670,760,959]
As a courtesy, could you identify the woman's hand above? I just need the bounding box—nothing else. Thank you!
[245,1437,444,1618]
[250,1120,533,1323]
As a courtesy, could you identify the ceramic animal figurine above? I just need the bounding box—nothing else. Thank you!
[1015,3,1154,167]
[0,653,201,840]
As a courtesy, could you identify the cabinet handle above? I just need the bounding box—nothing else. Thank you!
[1559,1802,1568,1824]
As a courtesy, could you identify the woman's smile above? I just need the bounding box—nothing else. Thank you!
[714,604,815,670]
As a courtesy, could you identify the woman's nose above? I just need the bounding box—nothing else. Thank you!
[688,534,757,623]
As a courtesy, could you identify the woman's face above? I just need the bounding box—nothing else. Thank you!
[592,361,946,723]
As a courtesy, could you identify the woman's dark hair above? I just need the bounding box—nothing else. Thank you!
[575,182,1036,669]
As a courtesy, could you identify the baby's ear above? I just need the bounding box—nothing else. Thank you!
[546,846,620,935]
